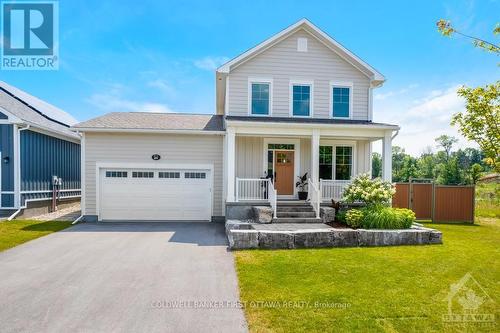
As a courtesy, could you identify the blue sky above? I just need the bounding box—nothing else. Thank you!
[1,0,499,155]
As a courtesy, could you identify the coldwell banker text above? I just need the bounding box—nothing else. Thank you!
[1,1,59,70]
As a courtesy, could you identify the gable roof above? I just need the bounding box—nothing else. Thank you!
[72,112,225,133]
[217,18,385,81]
[0,81,80,140]
[215,18,386,114]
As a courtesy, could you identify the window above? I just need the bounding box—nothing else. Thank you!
[335,146,352,180]
[292,84,311,116]
[332,87,350,118]
[105,171,127,178]
[251,83,270,115]
[132,171,154,178]
[268,144,294,150]
[185,172,206,179]
[158,172,180,179]
[319,146,333,180]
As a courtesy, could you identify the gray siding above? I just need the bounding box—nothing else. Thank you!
[83,133,224,217]
[227,29,370,120]
[20,130,81,205]
[0,124,14,206]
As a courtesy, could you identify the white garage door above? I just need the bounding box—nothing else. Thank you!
[99,168,212,221]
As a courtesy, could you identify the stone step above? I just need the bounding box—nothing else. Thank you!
[276,201,309,206]
[277,206,314,212]
[277,211,317,218]
[273,217,322,223]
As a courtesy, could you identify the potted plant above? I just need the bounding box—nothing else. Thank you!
[296,172,308,200]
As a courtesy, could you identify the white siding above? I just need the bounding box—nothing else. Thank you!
[84,133,224,217]
[227,29,370,120]
[356,140,372,175]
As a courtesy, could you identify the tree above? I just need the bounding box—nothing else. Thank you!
[417,154,436,179]
[436,19,499,53]
[469,163,483,184]
[371,152,382,178]
[435,135,458,160]
[452,82,500,172]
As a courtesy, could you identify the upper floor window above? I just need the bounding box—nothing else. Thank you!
[249,80,271,115]
[331,84,352,118]
[291,83,312,117]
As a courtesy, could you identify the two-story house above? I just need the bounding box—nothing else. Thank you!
[73,19,399,222]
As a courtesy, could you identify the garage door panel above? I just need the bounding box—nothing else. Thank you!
[99,168,211,221]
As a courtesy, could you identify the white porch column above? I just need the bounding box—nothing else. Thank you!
[310,129,320,185]
[382,131,393,182]
[226,127,236,202]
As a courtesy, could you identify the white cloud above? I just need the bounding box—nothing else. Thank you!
[374,83,419,100]
[374,85,477,156]
[147,79,176,97]
[87,92,173,113]
[194,56,229,71]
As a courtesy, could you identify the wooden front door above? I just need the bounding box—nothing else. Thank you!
[274,151,294,195]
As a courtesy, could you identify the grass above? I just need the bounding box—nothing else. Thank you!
[476,182,499,218]
[0,220,72,252]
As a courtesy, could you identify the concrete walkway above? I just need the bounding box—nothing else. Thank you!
[0,222,247,333]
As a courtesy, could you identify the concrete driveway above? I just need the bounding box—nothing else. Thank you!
[0,222,247,333]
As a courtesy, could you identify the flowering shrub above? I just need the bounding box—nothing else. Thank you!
[345,209,364,228]
[343,174,395,207]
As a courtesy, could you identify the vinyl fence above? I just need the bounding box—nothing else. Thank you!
[393,181,475,223]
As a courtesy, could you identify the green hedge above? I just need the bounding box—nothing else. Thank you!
[345,206,415,229]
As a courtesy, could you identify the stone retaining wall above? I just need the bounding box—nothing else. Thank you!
[226,221,442,250]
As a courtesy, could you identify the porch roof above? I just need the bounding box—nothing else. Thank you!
[225,116,399,129]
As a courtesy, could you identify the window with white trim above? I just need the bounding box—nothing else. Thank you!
[292,84,311,116]
[185,172,206,179]
[332,86,350,118]
[250,83,270,115]
[132,171,154,178]
[158,172,180,179]
[318,145,353,180]
[106,171,127,178]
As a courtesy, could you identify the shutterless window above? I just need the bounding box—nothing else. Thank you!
[185,172,206,179]
[132,171,154,178]
[332,87,350,118]
[251,83,270,115]
[158,172,180,179]
[106,171,127,178]
[292,85,311,116]
[335,146,352,180]
[319,146,333,180]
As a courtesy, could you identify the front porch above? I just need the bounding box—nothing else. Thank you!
[224,119,397,218]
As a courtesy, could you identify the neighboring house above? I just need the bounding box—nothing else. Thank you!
[73,19,399,222]
[0,81,81,218]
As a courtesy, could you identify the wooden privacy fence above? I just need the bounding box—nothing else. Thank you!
[393,180,475,223]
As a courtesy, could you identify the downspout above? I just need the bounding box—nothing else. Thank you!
[391,130,399,140]
[7,125,30,221]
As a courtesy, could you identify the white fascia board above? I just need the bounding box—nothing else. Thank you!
[71,127,226,135]
[217,18,385,84]
[25,125,80,143]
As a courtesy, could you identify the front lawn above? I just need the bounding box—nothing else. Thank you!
[0,220,72,252]
[234,217,499,332]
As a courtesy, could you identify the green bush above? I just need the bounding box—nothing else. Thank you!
[361,206,415,229]
[345,209,364,228]
[336,210,347,223]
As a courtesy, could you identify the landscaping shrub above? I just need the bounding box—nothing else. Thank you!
[343,174,395,206]
[361,206,415,229]
[336,210,347,223]
[345,209,364,228]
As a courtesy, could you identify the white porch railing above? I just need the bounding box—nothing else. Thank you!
[308,178,320,218]
[236,178,270,201]
[236,178,277,218]
[320,180,352,202]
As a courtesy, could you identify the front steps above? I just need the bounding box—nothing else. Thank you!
[274,201,322,223]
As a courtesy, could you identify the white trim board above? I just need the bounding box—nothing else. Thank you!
[247,77,273,116]
[329,81,354,120]
[289,79,314,118]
